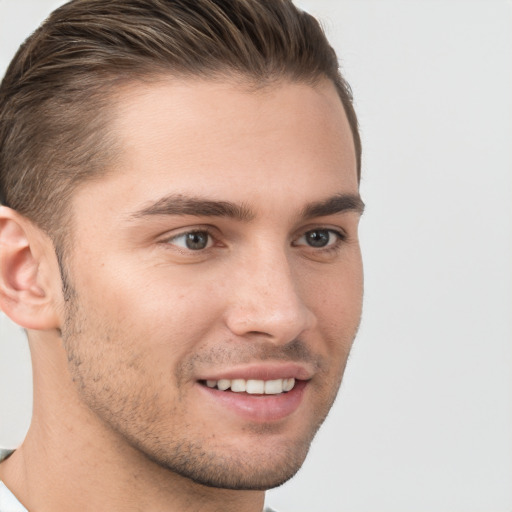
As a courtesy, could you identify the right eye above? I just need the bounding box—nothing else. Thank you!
[167,230,213,251]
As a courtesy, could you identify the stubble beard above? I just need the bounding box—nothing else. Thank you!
[58,262,352,491]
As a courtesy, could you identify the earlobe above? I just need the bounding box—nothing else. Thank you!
[0,206,60,330]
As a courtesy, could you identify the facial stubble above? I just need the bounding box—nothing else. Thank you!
[57,256,354,491]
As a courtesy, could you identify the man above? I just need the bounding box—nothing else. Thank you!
[0,0,364,510]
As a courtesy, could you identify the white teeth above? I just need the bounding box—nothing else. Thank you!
[231,379,246,392]
[264,379,283,394]
[203,377,297,394]
[217,379,231,391]
[246,379,265,394]
[283,378,295,392]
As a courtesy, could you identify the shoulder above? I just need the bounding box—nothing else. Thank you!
[0,480,28,512]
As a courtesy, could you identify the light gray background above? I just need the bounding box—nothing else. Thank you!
[1,1,511,511]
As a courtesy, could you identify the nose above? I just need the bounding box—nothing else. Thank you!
[223,248,317,343]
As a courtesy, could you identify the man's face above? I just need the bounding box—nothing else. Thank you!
[59,78,363,490]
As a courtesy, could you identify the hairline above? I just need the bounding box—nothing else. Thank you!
[52,70,358,269]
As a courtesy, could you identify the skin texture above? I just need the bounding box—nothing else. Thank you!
[0,78,363,512]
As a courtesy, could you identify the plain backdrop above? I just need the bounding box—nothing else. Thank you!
[1,1,511,511]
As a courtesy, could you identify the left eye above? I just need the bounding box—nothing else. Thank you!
[168,230,213,251]
[294,229,341,248]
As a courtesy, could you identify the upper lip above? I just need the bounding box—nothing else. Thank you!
[197,362,314,382]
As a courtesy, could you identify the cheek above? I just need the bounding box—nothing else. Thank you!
[308,260,363,326]
[71,261,228,368]
[303,261,363,382]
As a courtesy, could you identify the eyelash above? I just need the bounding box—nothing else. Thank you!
[162,227,347,255]
[293,228,347,253]
[164,228,218,252]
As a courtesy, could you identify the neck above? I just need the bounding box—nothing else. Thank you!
[0,333,264,512]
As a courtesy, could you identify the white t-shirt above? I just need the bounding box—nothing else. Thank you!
[0,481,27,512]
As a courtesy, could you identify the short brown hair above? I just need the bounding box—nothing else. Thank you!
[0,0,361,239]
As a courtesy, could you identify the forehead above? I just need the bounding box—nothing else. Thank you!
[78,78,358,217]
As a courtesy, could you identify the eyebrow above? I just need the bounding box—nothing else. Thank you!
[129,192,364,222]
[130,194,255,221]
[301,193,365,219]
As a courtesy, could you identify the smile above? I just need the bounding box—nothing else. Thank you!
[197,374,308,422]
[202,378,296,394]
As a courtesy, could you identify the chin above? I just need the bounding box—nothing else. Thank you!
[168,450,308,491]
[137,432,313,491]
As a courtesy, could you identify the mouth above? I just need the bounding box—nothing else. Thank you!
[197,377,307,423]
[199,377,296,395]
[195,363,313,422]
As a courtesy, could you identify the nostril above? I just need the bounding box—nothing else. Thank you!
[224,299,315,344]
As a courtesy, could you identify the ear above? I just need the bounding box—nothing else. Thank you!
[0,206,60,330]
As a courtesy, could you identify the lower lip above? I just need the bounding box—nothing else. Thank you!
[197,380,307,423]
